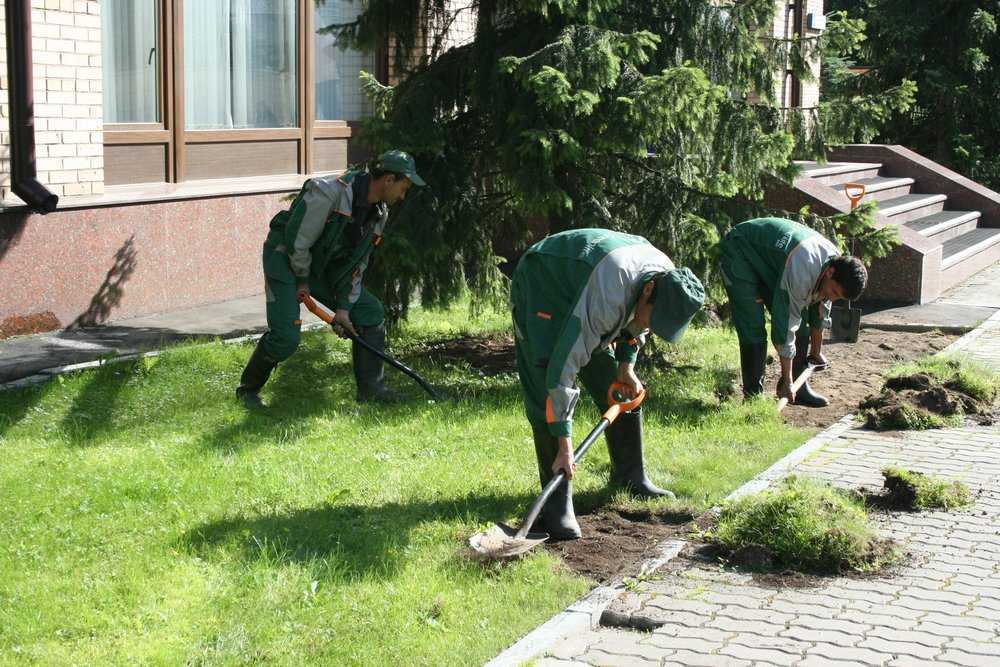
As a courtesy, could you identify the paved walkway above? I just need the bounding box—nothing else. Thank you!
[502,312,1000,666]
[0,293,328,387]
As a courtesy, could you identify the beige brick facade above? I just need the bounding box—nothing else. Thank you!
[0,0,103,202]
[771,0,824,109]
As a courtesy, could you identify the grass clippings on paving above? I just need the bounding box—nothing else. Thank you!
[707,476,899,575]
[860,355,999,431]
[0,302,812,666]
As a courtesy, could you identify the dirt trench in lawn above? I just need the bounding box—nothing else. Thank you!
[428,327,958,582]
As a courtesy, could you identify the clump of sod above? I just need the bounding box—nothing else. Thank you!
[711,476,897,573]
[860,356,999,431]
[881,467,973,511]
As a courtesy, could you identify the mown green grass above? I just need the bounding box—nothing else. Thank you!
[886,355,999,405]
[0,304,809,665]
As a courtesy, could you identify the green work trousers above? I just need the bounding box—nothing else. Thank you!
[720,241,821,347]
[259,245,384,362]
[512,298,618,432]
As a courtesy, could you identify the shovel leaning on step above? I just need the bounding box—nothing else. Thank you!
[830,182,866,343]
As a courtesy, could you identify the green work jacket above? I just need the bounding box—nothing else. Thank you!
[512,229,674,436]
[723,217,840,357]
[264,170,388,310]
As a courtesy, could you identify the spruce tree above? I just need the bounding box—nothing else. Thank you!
[323,0,898,319]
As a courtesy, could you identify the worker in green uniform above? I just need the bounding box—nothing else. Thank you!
[511,228,705,540]
[236,150,425,408]
[718,217,868,406]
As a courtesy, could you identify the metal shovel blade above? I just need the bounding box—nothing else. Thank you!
[468,522,549,561]
[831,304,861,343]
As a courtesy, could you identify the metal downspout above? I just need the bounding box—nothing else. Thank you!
[4,0,59,213]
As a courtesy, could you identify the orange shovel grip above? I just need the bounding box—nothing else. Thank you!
[843,182,866,211]
[604,381,646,423]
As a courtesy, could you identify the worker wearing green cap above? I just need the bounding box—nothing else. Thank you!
[236,150,426,408]
[511,229,705,540]
[719,217,868,406]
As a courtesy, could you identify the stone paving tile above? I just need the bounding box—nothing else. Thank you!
[513,314,1000,667]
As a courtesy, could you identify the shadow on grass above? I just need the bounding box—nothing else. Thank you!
[59,359,143,446]
[181,485,611,582]
[0,383,49,438]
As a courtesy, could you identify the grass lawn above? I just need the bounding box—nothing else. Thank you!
[0,304,810,665]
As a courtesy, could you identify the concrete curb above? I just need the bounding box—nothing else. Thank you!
[0,322,327,393]
[485,539,687,667]
[941,309,1000,356]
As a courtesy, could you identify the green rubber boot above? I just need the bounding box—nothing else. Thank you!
[236,340,278,410]
[605,409,675,500]
[529,425,581,541]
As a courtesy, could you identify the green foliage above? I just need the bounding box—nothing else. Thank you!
[313,0,893,319]
[827,0,1000,190]
[882,467,973,511]
[713,476,898,573]
[791,201,899,263]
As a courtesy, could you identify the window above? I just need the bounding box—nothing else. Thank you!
[184,0,299,129]
[102,0,160,124]
[315,3,374,121]
[102,0,385,185]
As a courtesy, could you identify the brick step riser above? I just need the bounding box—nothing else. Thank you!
[922,217,982,243]
[880,201,946,225]
[941,239,1000,290]
[809,167,883,187]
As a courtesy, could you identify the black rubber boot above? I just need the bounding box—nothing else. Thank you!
[605,409,676,500]
[236,340,278,409]
[352,324,403,403]
[739,342,767,399]
[793,330,829,407]
[529,425,581,541]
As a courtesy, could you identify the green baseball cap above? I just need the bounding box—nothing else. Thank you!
[375,149,426,186]
[650,268,705,343]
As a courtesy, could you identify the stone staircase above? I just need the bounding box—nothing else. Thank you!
[766,145,1000,304]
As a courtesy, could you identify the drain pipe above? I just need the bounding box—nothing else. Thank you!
[4,0,59,213]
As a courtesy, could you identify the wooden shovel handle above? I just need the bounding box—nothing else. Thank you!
[777,365,816,412]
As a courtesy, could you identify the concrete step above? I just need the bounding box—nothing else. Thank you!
[876,193,948,224]
[904,210,982,242]
[941,227,1000,290]
[833,176,915,204]
[795,161,884,186]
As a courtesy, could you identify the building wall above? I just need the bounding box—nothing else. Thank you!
[771,0,824,110]
[1,1,104,201]
[0,193,286,327]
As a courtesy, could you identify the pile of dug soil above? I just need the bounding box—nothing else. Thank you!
[859,372,993,431]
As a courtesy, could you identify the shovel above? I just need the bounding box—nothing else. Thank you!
[468,382,646,561]
[300,295,442,401]
[831,182,865,343]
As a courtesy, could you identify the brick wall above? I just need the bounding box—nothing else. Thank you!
[0,0,104,202]
[770,0,824,109]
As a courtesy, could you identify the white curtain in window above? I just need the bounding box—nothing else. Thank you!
[103,0,159,124]
[315,2,374,121]
[184,0,298,129]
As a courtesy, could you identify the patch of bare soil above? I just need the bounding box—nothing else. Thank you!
[542,508,701,582]
[772,329,958,430]
[0,311,61,340]
[420,333,515,375]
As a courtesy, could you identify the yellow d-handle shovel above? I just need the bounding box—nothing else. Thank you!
[831,182,866,343]
[468,382,646,561]
[300,295,441,401]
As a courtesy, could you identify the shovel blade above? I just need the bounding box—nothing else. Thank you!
[468,522,549,561]
[831,304,861,343]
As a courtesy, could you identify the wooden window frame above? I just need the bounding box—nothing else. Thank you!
[104,0,370,185]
